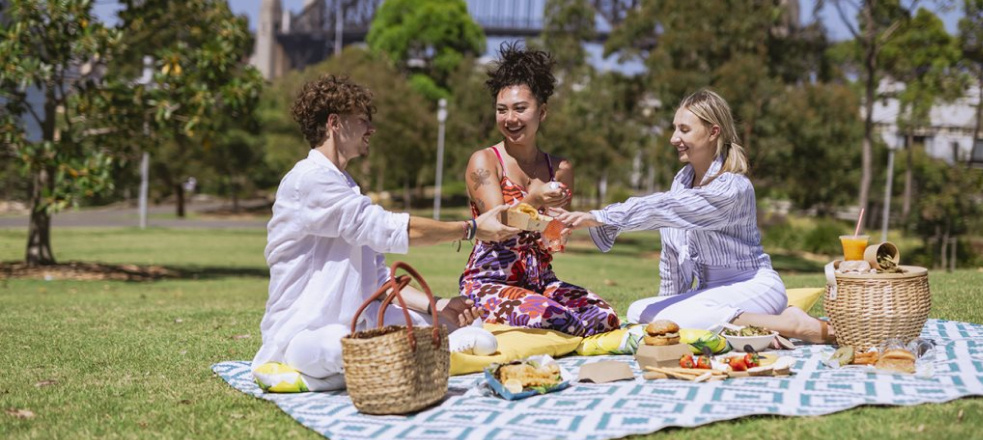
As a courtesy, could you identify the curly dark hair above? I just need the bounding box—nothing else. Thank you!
[291,75,376,148]
[485,41,557,104]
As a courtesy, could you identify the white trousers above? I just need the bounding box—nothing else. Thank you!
[282,303,430,391]
[627,267,787,330]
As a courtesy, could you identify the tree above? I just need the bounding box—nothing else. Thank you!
[366,0,485,101]
[605,0,829,204]
[539,0,596,77]
[116,0,263,217]
[0,0,128,266]
[760,83,863,214]
[823,0,921,216]
[908,150,983,269]
[961,0,983,162]
[880,8,966,221]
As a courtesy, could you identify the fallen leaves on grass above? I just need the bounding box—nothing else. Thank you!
[5,408,36,419]
[231,334,251,340]
[34,379,57,388]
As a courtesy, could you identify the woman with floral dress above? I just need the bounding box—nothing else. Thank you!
[458,42,620,337]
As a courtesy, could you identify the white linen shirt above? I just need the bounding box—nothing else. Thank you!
[252,150,410,370]
[588,156,773,296]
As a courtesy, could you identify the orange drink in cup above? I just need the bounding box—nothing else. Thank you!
[839,235,869,261]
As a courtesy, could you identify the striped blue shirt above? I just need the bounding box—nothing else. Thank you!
[588,156,773,296]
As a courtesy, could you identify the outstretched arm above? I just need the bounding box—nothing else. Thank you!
[408,204,519,246]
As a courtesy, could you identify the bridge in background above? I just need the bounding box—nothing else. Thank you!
[251,0,641,80]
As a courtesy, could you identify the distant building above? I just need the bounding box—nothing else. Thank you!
[870,80,983,166]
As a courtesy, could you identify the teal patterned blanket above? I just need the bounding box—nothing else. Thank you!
[212,319,983,439]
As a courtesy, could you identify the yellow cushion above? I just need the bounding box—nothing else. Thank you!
[787,287,823,313]
[449,323,582,376]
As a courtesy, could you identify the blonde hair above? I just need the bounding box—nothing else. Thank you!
[678,89,749,176]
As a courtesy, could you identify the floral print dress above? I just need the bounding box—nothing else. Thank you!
[459,146,620,337]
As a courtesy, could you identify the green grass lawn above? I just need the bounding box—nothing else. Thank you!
[0,227,981,439]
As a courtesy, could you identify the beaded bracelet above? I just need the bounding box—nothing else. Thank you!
[467,218,477,241]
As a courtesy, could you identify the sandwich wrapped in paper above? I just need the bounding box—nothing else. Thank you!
[484,354,572,400]
[500,202,565,250]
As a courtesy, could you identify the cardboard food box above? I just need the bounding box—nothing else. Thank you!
[501,208,554,232]
[634,343,694,369]
[577,361,635,384]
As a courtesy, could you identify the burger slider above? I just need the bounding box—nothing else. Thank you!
[643,320,680,346]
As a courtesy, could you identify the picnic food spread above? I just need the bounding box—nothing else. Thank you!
[824,336,934,375]
[643,320,681,346]
[494,360,563,393]
[722,325,771,337]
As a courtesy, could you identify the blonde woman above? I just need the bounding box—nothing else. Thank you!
[554,89,834,344]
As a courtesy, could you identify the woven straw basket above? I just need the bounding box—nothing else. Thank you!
[824,262,931,350]
[341,262,449,415]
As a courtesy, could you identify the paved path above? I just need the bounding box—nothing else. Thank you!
[0,199,269,229]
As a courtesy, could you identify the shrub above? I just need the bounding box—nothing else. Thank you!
[801,219,846,256]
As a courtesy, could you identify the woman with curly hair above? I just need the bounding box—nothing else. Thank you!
[458,42,621,337]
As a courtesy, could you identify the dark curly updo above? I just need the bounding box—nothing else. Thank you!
[485,41,557,104]
[291,75,376,149]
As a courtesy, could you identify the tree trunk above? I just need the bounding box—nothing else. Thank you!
[902,132,913,221]
[972,68,983,167]
[939,225,947,270]
[25,169,55,267]
[231,175,240,213]
[598,170,608,208]
[949,235,957,272]
[175,183,186,218]
[403,180,412,210]
[26,86,59,266]
[859,2,877,216]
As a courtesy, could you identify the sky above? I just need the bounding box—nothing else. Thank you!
[92,0,966,74]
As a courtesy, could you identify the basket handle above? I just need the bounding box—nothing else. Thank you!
[824,261,839,300]
[347,261,442,351]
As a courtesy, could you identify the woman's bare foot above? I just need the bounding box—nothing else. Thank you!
[780,306,834,344]
[734,307,835,345]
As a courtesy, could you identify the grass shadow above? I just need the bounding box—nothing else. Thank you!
[0,261,268,282]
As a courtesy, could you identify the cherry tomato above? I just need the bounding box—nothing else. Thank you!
[679,355,695,369]
[744,353,760,368]
[728,357,748,371]
[695,355,712,369]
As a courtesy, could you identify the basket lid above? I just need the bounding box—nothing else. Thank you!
[832,265,927,279]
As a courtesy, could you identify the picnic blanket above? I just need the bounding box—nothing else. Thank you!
[212,319,983,440]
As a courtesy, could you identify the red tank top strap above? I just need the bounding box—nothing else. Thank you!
[490,146,507,177]
[545,153,555,180]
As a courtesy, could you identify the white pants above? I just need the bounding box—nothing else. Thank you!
[282,303,431,391]
[627,267,787,330]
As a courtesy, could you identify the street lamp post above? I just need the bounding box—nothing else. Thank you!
[137,56,154,230]
[433,98,447,220]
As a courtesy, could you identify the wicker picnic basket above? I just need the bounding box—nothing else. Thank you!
[823,262,931,350]
[341,262,449,415]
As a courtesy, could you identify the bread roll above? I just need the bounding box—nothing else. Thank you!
[643,319,681,346]
[643,334,680,346]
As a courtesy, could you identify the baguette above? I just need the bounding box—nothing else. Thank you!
[875,349,916,374]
